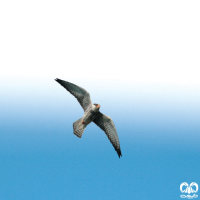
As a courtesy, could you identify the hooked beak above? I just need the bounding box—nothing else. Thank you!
[97,104,100,108]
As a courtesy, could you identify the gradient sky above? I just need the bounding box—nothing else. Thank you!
[0,51,200,200]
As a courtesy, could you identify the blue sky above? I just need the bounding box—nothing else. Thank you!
[0,51,200,200]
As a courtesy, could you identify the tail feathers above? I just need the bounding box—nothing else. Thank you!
[73,118,86,138]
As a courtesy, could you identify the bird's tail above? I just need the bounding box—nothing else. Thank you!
[73,118,86,138]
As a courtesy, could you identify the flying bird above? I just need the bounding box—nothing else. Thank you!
[55,78,122,158]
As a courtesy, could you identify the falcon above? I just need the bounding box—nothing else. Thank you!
[55,78,122,158]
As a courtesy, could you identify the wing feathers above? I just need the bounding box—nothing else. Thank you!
[93,112,122,158]
[55,78,92,111]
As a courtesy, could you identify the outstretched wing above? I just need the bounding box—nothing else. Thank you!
[93,112,122,158]
[55,78,92,111]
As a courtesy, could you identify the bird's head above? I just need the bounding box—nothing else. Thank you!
[94,104,101,110]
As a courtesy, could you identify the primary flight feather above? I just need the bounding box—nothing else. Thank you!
[55,78,122,158]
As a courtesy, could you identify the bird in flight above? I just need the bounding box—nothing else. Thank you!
[55,78,122,158]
